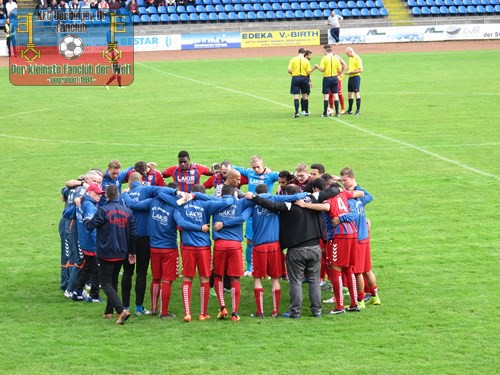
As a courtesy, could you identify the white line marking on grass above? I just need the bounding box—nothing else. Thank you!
[333,117,500,180]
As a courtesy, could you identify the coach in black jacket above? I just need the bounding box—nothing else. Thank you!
[246,184,338,318]
[85,185,137,325]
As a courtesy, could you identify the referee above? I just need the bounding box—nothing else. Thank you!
[345,47,363,115]
[287,48,312,118]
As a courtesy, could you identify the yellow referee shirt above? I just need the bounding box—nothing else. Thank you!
[348,54,363,77]
[288,56,312,77]
[319,54,342,78]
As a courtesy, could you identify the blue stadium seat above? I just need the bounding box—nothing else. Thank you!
[408,0,416,6]
[199,12,209,21]
[150,13,160,22]
[138,6,147,14]
[227,11,237,20]
[243,4,253,10]
[213,0,222,3]
[282,3,291,10]
[347,0,357,7]
[435,0,443,5]
[357,0,366,7]
[247,10,257,19]
[254,3,263,10]
[137,0,145,6]
[295,9,304,17]
[338,1,348,8]
[319,1,329,9]
[266,10,276,18]
[206,4,215,11]
[177,5,187,13]
[452,0,461,5]
[314,9,324,16]
[351,8,361,15]
[234,4,244,11]
[485,4,494,12]
[365,0,375,7]
[237,11,247,19]
[285,9,295,17]
[323,9,331,16]
[487,0,497,4]
[140,14,150,23]
[379,7,388,15]
[304,9,314,17]
[167,5,176,13]
[301,2,310,9]
[291,2,301,10]
[495,4,500,12]
[342,8,351,16]
[170,13,179,22]
[256,10,266,20]
[462,0,471,5]
[420,6,430,14]
[448,5,458,13]
[310,2,320,9]
[147,6,157,14]
[457,4,467,13]
[157,5,167,13]
[444,0,453,5]
[471,0,480,5]
[476,4,486,12]
[208,12,218,20]
[187,5,196,12]
[196,5,206,12]
[466,4,476,12]
[160,13,170,22]
[276,9,285,18]
[438,5,449,13]
[133,14,141,23]
[180,13,189,21]
[360,7,370,15]
[224,4,234,11]
[370,7,379,15]
[215,4,224,11]
[189,13,199,21]
[329,1,338,9]
[203,0,211,4]
[426,0,435,6]
[263,3,272,10]
[412,6,421,15]
[416,0,425,6]
[272,3,282,10]
[375,0,384,7]
[430,5,439,13]
[218,11,228,21]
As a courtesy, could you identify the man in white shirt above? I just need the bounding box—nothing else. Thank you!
[326,10,343,44]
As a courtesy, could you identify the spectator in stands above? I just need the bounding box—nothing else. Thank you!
[58,0,69,10]
[154,0,165,7]
[166,0,176,6]
[48,0,57,11]
[0,0,6,20]
[98,0,109,17]
[145,0,155,7]
[5,18,15,57]
[69,0,80,12]
[81,0,90,9]
[5,0,16,17]
[326,10,343,44]
[89,0,98,9]
[127,0,139,14]
[109,0,120,10]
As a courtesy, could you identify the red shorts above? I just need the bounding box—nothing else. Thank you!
[213,240,244,277]
[252,241,282,279]
[181,245,211,278]
[326,234,357,268]
[150,248,179,281]
[357,238,371,273]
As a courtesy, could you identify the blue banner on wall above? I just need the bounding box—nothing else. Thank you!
[181,32,241,50]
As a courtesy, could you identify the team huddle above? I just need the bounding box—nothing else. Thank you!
[59,151,380,325]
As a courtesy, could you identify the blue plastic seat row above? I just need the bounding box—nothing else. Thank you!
[408,0,498,5]
[410,3,499,13]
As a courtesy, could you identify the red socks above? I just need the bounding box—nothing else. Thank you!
[182,280,192,316]
[161,280,172,316]
[254,288,264,315]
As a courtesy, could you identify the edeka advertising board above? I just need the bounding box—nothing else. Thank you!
[181,33,241,50]
[241,30,320,48]
[9,8,134,86]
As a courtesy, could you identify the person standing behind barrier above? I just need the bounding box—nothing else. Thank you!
[288,47,312,118]
[345,47,363,115]
[327,10,343,44]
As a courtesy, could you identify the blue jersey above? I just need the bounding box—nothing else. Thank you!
[102,166,134,194]
[248,192,307,246]
[212,197,253,242]
[352,185,373,241]
[234,166,279,193]
[175,194,235,247]
[76,194,99,253]
[121,182,175,237]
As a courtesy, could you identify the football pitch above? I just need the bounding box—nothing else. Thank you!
[0,47,499,374]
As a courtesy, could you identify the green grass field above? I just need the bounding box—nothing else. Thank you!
[0,47,499,374]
